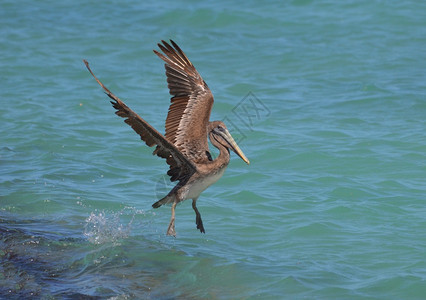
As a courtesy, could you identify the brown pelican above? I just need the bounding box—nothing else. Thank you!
[83,40,249,236]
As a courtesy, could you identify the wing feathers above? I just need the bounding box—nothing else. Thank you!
[170,40,192,66]
[153,40,214,162]
[83,59,196,182]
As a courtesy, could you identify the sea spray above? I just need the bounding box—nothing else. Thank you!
[84,208,137,244]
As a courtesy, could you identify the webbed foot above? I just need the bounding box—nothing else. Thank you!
[167,221,176,237]
[196,213,205,234]
[192,198,205,234]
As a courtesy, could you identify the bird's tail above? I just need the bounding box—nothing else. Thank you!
[152,195,174,208]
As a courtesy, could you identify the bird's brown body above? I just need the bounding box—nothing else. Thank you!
[84,40,249,236]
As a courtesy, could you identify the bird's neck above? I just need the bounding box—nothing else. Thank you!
[213,143,230,169]
[208,132,231,169]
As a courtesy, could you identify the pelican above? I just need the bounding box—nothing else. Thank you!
[83,40,249,236]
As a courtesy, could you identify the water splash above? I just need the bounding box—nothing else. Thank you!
[84,208,137,245]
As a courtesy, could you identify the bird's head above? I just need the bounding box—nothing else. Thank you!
[208,121,250,165]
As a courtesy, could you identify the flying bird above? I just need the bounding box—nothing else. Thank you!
[83,40,249,236]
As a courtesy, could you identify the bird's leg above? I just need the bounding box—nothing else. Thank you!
[192,198,205,233]
[167,201,177,237]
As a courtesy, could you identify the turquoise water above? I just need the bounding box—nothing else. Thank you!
[1,0,426,298]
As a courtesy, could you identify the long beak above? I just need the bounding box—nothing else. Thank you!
[222,129,250,165]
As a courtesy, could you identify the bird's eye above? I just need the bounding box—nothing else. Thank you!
[217,126,225,132]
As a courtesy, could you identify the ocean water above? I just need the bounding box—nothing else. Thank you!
[1,0,426,298]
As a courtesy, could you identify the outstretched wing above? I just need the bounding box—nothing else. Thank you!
[83,60,196,182]
[154,40,214,164]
